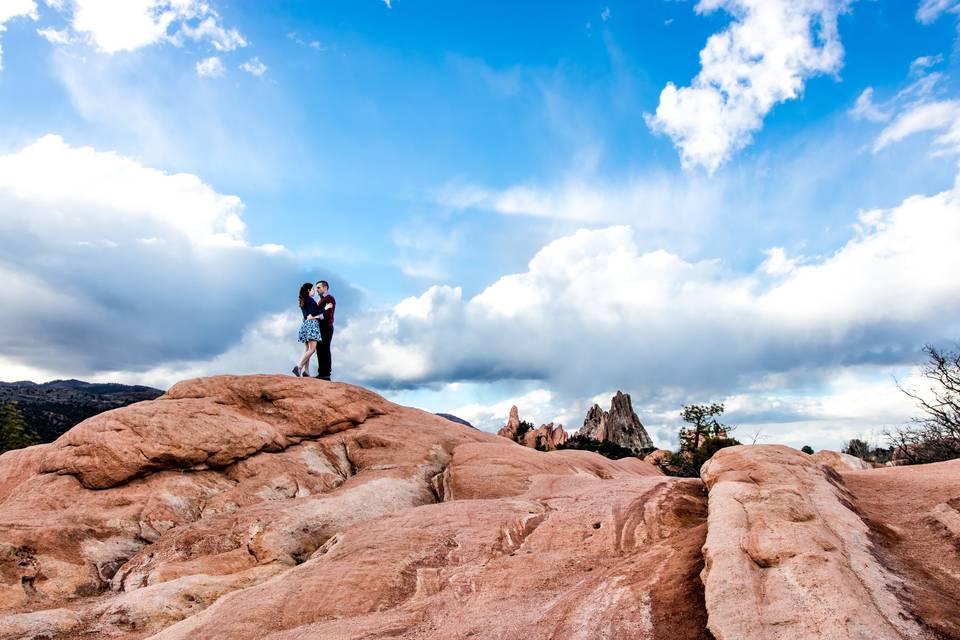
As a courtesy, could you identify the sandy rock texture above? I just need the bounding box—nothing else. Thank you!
[700,445,960,640]
[0,376,707,640]
[0,376,957,639]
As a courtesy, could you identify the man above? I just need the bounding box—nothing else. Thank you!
[313,280,336,380]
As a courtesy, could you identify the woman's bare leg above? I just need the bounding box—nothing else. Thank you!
[298,341,317,374]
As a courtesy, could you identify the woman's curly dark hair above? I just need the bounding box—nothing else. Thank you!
[298,282,313,308]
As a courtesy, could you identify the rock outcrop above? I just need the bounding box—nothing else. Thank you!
[644,448,678,474]
[700,445,960,640]
[0,377,958,640]
[496,405,522,440]
[497,405,568,451]
[578,390,654,453]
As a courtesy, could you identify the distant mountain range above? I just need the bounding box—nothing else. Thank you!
[0,379,164,444]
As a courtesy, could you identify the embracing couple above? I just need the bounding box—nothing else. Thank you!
[294,280,336,380]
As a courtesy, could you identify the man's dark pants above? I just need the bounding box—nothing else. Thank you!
[316,325,334,380]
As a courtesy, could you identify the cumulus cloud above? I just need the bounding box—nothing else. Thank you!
[0,0,37,70]
[195,55,224,78]
[0,135,303,374]
[645,0,851,173]
[47,0,246,54]
[336,179,960,396]
[239,56,266,77]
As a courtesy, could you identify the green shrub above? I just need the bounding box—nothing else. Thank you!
[666,436,742,477]
[557,434,651,460]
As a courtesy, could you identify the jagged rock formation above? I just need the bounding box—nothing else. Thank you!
[0,376,958,639]
[496,405,522,440]
[497,405,568,451]
[578,390,654,453]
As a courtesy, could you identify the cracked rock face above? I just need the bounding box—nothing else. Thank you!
[1,377,958,639]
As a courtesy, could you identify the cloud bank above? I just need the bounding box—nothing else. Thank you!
[337,178,960,396]
[0,135,301,374]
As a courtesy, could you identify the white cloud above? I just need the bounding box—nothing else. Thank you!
[873,99,960,153]
[849,88,890,123]
[0,135,247,246]
[40,0,246,54]
[916,0,960,24]
[0,0,37,70]
[175,14,246,51]
[195,55,224,78]
[36,26,75,44]
[758,247,800,276]
[437,172,723,227]
[909,53,943,76]
[337,176,960,395]
[601,7,611,21]
[447,388,558,432]
[239,56,266,77]
[0,135,301,374]
[382,0,392,8]
[645,0,851,173]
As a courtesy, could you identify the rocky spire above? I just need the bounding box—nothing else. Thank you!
[497,406,568,451]
[577,391,653,453]
[497,406,521,440]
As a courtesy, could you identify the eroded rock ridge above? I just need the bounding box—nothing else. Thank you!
[0,375,957,639]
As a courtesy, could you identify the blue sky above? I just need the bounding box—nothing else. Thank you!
[2,0,960,450]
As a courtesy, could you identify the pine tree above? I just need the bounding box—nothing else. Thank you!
[0,401,36,453]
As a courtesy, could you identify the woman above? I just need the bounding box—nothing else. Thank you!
[293,282,323,377]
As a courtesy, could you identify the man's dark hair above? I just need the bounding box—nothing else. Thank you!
[316,280,329,289]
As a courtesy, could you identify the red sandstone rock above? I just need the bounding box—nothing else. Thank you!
[810,449,872,473]
[496,405,521,440]
[1,378,958,640]
[700,445,957,640]
[497,406,568,451]
[519,421,568,450]
[644,448,678,474]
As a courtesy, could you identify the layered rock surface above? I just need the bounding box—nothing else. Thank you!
[0,376,957,639]
[578,390,654,453]
[700,445,960,640]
